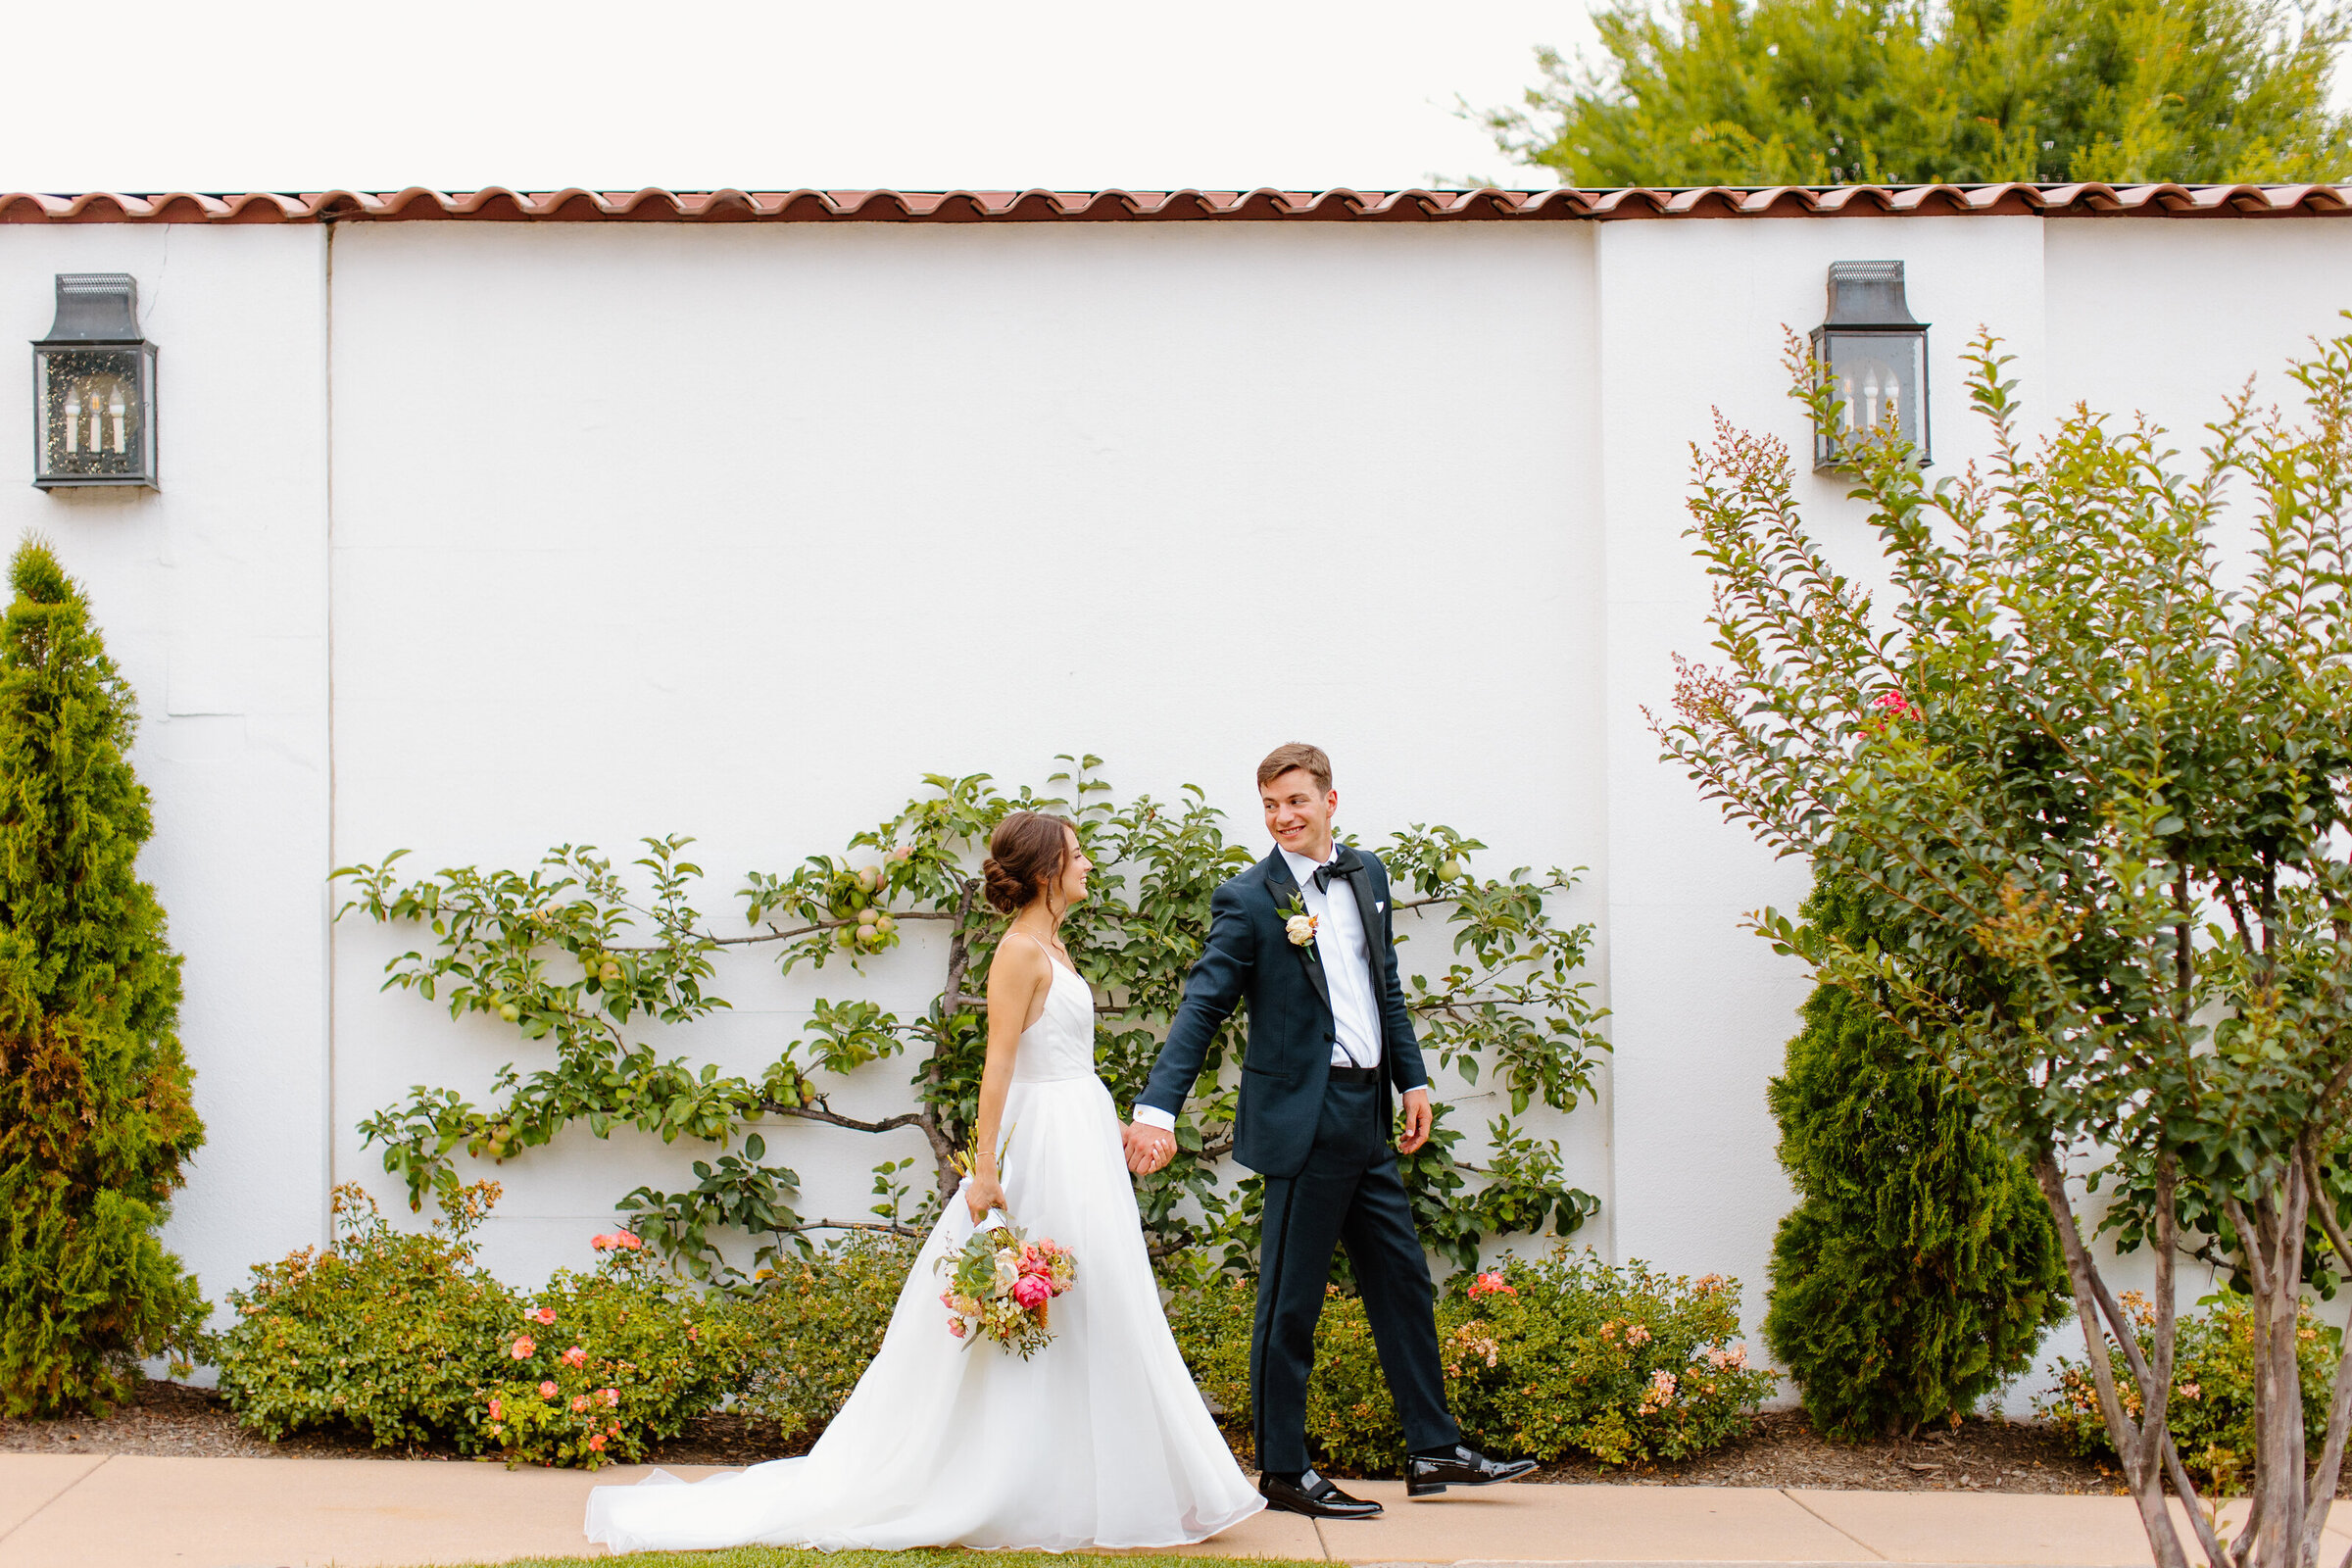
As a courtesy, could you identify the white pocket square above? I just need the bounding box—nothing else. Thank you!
[1376,901,1387,911]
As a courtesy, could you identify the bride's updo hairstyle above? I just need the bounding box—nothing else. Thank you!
[982,811,1077,915]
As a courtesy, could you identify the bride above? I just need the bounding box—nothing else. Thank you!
[584,811,1265,1553]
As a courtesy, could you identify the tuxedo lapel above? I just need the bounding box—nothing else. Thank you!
[1344,847,1384,956]
[1260,852,1331,1011]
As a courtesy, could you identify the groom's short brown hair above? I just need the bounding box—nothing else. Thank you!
[1257,744,1333,793]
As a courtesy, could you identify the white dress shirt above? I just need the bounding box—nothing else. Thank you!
[1135,844,1425,1132]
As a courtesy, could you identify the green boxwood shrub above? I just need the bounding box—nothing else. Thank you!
[217,1182,517,1448]
[2039,1292,2341,1492]
[1167,1246,1777,1474]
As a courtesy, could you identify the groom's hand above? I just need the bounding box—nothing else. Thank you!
[1124,1121,1176,1174]
[1398,1087,1433,1154]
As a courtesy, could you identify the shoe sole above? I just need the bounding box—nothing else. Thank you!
[1260,1494,1385,1519]
[1406,1465,1539,1497]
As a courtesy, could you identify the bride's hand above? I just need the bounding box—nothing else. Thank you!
[963,1173,1007,1223]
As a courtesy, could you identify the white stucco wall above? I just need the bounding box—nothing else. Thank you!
[0,223,333,1320]
[3,208,2349,1405]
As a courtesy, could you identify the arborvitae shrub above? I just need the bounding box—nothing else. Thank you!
[1763,874,2069,1440]
[0,538,207,1416]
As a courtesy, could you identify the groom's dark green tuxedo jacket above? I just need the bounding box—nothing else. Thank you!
[1138,845,1428,1177]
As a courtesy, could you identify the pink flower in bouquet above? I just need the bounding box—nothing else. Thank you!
[511,1335,536,1359]
[538,1380,559,1398]
[1467,1271,1517,1299]
[562,1345,587,1367]
[948,1317,967,1339]
[1012,1273,1053,1310]
[588,1433,607,1451]
[1019,1247,1051,1277]
[531,1306,558,1325]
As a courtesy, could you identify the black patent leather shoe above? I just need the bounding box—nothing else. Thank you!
[1259,1468,1384,1519]
[1405,1444,1540,1497]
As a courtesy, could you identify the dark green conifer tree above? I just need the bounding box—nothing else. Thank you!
[0,538,206,1416]
[1763,874,2068,1440]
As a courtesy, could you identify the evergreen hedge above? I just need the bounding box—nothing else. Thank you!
[1762,875,2068,1440]
[0,538,207,1415]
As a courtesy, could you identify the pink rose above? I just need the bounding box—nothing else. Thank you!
[601,1387,619,1407]
[615,1231,643,1250]
[570,1395,590,1413]
[562,1346,587,1367]
[487,1398,502,1420]
[587,1433,607,1451]
[532,1306,557,1325]
[1467,1271,1517,1299]
[1012,1273,1052,1310]
[947,1318,966,1339]
[591,1235,613,1251]
[510,1335,535,1359]
[538,1380,559,1398]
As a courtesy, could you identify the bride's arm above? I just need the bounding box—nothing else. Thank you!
[967,939,1048,1221]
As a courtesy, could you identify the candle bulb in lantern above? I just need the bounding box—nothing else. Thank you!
[63,389,80,455]
[108,386,126,454]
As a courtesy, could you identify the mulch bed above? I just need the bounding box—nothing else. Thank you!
[0,1379,2150,1494]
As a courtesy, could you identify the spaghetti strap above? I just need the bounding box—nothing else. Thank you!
[1018,929,1076,978]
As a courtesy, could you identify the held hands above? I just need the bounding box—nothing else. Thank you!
[1123,1121,1176,1175]
[1398,1087,1433,1154]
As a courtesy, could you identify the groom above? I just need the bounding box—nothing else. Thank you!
[1123,744,1535,1519]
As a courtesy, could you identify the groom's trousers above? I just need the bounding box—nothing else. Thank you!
[1250,1072,1459,1474]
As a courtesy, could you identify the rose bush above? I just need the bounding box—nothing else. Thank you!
[2040,1293,2343,1494]
[216,1182,516,1450]
[1166,1245,1776,1474]
[478,1230,743,1470]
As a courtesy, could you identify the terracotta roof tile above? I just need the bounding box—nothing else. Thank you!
[0,183,2344,223]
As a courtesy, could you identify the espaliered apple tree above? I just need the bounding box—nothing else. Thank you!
[1657,323,2352,1568]
[338,760,1609,1286]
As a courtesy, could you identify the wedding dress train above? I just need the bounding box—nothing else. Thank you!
[582,950,1264,1552]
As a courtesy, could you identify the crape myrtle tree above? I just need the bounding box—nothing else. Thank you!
[337,760,1609,1288]
[0,539,207,1416]
[1655,322,2352,1568]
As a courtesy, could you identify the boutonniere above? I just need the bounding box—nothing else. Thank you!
[1280,892,1319,952]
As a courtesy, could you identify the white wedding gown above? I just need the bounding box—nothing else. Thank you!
[583,949,1265,1553]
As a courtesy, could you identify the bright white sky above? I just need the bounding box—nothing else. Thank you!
[0,0,1598,195]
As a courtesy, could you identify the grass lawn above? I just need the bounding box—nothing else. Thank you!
[438,1553,1325,1568]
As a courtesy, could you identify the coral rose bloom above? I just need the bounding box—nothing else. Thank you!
[538,1380,559,1398]
[510,1335,535,1359]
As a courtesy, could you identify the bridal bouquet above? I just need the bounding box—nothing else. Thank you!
[938,1221,1075,1358]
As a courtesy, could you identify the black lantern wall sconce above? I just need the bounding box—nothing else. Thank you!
[32,273,158,491]
[1812,260,1929,471]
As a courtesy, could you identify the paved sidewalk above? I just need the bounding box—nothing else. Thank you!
[0,1454,2333,1567]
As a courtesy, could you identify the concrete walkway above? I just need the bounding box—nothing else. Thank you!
[0,1454,2332,1567]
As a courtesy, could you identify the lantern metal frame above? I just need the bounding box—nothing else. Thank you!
[32,273,158,491]
[1811,260,1930,472]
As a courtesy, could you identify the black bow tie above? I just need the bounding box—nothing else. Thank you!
[1312,850,1360,893]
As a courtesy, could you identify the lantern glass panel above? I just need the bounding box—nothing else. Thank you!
[34,346,152,486]
[1816,329,1926,469]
